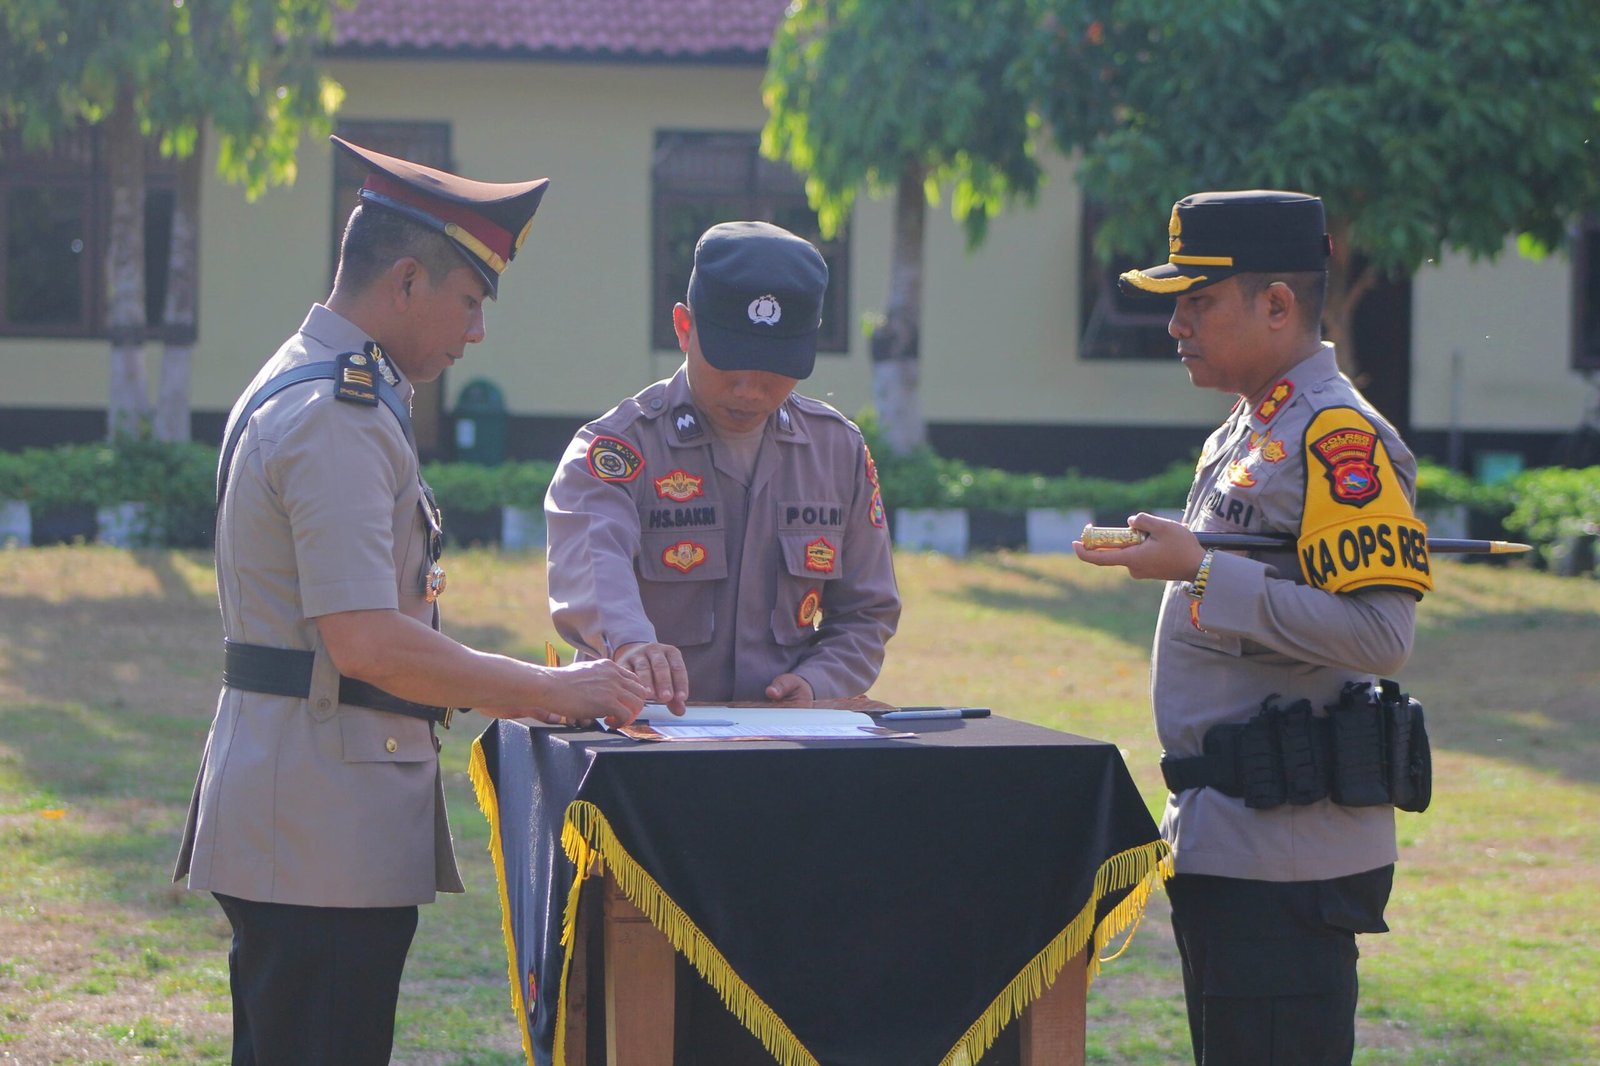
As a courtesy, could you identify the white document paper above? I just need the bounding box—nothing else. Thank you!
[616,704,908,741]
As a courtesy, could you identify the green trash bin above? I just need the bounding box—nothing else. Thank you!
[453,378,508,465]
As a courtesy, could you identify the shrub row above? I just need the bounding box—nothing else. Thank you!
[0,441,1594,567]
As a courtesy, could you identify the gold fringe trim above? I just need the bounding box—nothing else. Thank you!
[939,838,1174,1066]
[558,799,821,1066]
[469,737,538,1066]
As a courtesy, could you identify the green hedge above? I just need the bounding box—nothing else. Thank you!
[1,442,1595,569]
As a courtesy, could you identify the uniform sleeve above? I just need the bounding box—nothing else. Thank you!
[265,393,405,618]
[545,426,658,657]
[1195,551,1415,677]
[792,435,902,698]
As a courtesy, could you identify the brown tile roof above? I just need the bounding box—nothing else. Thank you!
[333,0,788,62]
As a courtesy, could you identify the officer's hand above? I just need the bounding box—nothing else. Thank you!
[765,673,814,705]
[614,641,690,716]
[1073,512,1208,583]
[482,659,650,727]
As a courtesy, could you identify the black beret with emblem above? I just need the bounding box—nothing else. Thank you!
[1119,190,1331,297]
[687,221,828,380]
[332,135,549,299]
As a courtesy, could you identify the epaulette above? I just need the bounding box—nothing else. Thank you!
[334,350,380,406]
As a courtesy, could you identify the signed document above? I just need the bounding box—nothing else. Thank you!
[609,704,911,742]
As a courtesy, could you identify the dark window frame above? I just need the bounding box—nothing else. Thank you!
[1077,200,1176,362]
[650,129,849,354]
[0,124,176,339]
[1571,213,1600,372]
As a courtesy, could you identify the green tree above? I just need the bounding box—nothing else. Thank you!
[1036,0,1600,375]
[763,0,1047,455]
[0,0,346,440]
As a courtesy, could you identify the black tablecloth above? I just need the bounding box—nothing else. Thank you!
[470,714,1168,1066]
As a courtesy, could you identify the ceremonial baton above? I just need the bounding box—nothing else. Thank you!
[1079,525,1532,555]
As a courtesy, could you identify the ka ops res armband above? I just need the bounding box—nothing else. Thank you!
[1160,680,1431,812]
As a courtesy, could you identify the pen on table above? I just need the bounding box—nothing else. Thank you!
[879,707,991,721]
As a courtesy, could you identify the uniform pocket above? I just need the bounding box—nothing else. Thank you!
[638,531,728,647]
[772,532,843,647]
[339,706,434,764]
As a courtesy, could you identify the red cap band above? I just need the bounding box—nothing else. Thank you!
[362,171,513,269]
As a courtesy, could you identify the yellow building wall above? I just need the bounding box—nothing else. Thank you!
[1,55,1585,441]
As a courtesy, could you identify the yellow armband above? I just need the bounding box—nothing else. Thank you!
[1297,407,1433,597]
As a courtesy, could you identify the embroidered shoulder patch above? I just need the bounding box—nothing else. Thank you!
[662,540,707,573]
[869,488,886,529]
[1297,407,1432,597]
[587,435,644,483]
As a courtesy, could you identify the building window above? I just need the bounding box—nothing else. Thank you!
[0,125,175,338]
[1078,200,1175,361]
[1573,215,1600,372]
[651,130,849,353]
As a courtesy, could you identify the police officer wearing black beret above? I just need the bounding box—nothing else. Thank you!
[174,138,649,1065]
[1077,191,1430,1066]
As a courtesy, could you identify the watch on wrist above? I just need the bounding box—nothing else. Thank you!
[1187,548,1216,601]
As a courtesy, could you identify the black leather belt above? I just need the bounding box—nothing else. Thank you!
[223,640,459,728]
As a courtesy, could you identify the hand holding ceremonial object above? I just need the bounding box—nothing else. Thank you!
[1078,525,1532,555]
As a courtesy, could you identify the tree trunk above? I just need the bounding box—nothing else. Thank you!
[105,90,150,440]
[156,128,202,443]
[1324,217,1378,385]
[869,163,928,455]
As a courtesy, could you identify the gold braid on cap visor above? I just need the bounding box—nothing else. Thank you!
[443,222,508,276]
[1119,252,1234,294]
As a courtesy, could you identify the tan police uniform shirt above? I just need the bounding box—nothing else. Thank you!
[1154,342,1422,882]
[545,367,900,701]
[173,304,463,907]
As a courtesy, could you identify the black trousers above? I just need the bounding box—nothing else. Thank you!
[214,892,419,1066]
[1166,866,1393,1066]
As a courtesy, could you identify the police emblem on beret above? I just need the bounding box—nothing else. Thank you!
[804,536,837,573]
[587,435,644,483]
[662,540,707,573]
[748,294,782,325]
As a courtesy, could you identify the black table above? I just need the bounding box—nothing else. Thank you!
[470,713,1167,1066]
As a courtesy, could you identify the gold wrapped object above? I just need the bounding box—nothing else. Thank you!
[1080,525,1149,549]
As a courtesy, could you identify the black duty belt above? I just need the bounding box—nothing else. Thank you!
[223,640,459,728]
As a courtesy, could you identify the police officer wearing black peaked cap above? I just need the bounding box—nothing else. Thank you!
[547,218,900,711]
[175,137,648,1065]
[1078,190,1430,1066]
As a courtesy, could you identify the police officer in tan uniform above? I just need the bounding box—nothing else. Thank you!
[174,137,648,1066]
[546,221,900,713]
[1075,192,1431,1065]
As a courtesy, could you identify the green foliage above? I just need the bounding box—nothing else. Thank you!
[1036,0,1600,273]
[0,0,347,197]
[762,0,1047,247]
[1503,466,1600,570]
[420,461,504,514]
[496,460,559,509]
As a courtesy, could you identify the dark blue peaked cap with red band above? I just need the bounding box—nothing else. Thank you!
[332,135,548,298]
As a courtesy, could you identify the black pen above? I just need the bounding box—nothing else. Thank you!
[880,707,991,721]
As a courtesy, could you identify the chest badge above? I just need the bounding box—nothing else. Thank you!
[423,562,448,602]
[1226,459,1257,488]
[797,588,823,629]
[804,536,837,573]
[662,540,708,573]
[654,469,704,502]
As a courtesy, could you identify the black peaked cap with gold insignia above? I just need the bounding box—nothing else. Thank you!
[1119,190,1331,297]
[332,135,548,298]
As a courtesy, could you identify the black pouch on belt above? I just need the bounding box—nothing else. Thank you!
[1381,679,1432,813]
[1328,681,1391,807]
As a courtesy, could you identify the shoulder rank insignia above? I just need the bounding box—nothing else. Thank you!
[662,540,707,573]
[671,405,704,441]
[334,350,379,406]
[1297,406,1432,598]
[1254,380,1294,423]
[587,435,644,483]
[654,469,704,502]
[777,405,794,433]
